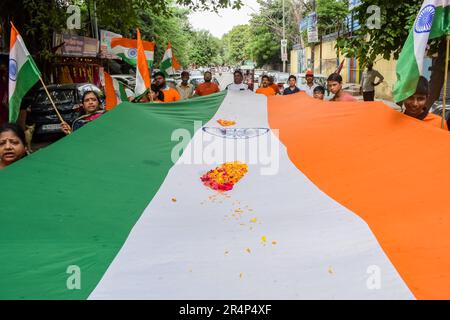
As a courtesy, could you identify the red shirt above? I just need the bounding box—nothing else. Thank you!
[195,82,220,96]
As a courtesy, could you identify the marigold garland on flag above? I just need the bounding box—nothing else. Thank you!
[200,161,248,191]
[217,119,236,127]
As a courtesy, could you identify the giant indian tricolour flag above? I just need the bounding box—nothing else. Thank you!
[394,0,450,102]
[2,91,450,299]
[8,23,41,122]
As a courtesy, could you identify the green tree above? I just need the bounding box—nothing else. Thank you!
[222,25,251,65]
[188,30,221,66]
[246,0,299,68]
[137,6,192,67]
[316,0,349,35]
[0,0,244,63]
[335,0,447,105]
[336,0,421,67]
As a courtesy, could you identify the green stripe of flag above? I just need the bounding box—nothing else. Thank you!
[118,81,129,102]
[0,91,226,299]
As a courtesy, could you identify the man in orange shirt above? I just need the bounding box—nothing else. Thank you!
[195,71,220,96]
[256,75,276,97]
[268,76,280,95]
[153,71,181,103]
[402,76,447,130]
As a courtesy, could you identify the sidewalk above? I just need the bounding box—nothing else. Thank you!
[344,83,402,112]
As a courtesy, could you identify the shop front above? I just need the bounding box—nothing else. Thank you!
[51,33,103,88]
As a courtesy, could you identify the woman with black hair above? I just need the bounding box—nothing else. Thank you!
[148,84,165,103]
[0,123,28,170]
[61,90,105,134]
[136,84,165,103]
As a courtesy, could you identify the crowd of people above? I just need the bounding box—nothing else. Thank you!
[0,64,448,171]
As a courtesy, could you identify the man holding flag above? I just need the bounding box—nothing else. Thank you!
[394,0,450,129]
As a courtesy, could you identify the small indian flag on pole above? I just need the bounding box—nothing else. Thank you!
[104,72,129,110]
[393,0,450,103]
[8,23,41,122]
[110,37,155,68]
[134,29,151,97]
[160,41,181,77]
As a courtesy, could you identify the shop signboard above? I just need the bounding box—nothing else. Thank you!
[53,33,99,57]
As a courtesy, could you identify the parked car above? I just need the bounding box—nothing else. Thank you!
[274,72,290,91]
[296,73,328,88]
[295,73,331,97]
[30,83,104,138]
[166,78,178,89]
[430,101,450,121]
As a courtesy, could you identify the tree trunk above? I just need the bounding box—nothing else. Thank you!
[427,39,447,110]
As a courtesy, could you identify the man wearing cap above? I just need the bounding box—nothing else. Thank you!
[298,70,318,97]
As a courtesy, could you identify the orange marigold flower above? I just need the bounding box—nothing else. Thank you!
[217,119,236,127]
[200,161,248,191]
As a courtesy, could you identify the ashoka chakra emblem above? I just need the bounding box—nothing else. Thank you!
[414,5,435,34]
[127,48,137,58]
[9,59,17,81]
[202,127,269,139]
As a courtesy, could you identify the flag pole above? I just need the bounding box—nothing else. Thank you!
[38,77,71,134]
[442,35,450,129]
